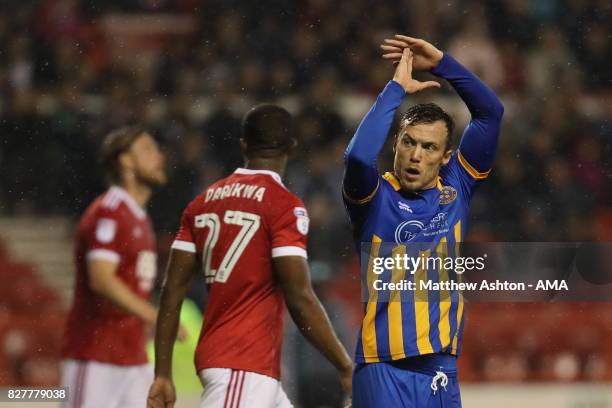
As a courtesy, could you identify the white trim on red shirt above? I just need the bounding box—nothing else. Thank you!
[171,240,197,253]
[86,249,121,263]
[271,246,307,259]
[234,168,286,189]
[103,186,147,220]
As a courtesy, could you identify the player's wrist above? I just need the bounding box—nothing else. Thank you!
[391,76,415,94]
[431,50,444,68]
[154,367,173,380]
[430,52,452,76]
[388,79,407,94]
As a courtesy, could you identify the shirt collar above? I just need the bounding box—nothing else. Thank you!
[108,186,147,219]
[234,167,285,187]
[384,172,443,196]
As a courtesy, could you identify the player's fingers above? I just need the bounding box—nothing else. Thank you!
[404,48,413,75]
[418,80,441,90]
[382,52,403,59]
[384,38,409,48]
[396,35,428,51]
[394,34,421,44]
[380,44,402,52]
[397,47,409,62]
[396,48,408,64]
[393,48,408,77]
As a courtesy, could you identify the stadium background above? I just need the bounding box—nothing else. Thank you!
[0,0,610,406]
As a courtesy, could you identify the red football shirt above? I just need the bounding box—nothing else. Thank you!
[172,168,309,379]
[62,186,157,365]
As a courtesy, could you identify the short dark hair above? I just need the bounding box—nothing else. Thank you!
[399,103,454,149]
[100,125,148,183]
[242,104,295,157]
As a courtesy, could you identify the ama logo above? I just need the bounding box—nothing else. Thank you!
[394,220,425,244]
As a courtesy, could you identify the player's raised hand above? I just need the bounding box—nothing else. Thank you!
[381,35,444,71]
[392,47,440,94]
[147,377,176,408]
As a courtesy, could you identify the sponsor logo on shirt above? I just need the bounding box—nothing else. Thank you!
[136,251,157,292]
[393,212,450,243]
[423,212,450,237]
[398,201,413,213]
[394,220,425,244]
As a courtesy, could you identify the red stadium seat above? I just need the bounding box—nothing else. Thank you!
[0,242,66,387]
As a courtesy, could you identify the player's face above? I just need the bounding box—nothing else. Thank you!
[393,121,451,192]
[126,134,167,187]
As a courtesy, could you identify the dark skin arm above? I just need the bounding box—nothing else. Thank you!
[273,256,353,395]
[147,249,197,408]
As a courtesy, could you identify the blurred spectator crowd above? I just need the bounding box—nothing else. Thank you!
[0,0,610,393]
[0,0,609,242]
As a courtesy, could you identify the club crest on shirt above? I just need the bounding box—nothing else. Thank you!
[439,186,457,204]
[96,218,116,243]
[294,207,309,235]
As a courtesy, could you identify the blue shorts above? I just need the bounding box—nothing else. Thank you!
[353,354,461,408]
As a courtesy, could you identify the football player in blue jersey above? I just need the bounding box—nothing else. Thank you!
[343,36,504,408]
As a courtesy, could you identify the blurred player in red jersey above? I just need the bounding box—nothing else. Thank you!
[147,104,353,408]
[61,126,170,408]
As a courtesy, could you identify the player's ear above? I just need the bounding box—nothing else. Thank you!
[393,134,398,153]
[118,151,134,172]
[287,138,298,156]
[239,138,248,155]
[442,149,452,166]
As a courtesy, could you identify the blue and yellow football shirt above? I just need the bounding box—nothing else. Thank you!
[343,53,504,364]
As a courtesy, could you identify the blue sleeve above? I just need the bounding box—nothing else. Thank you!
[343,80,406,203]
[431,53,504,177]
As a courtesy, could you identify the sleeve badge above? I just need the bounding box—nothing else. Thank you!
[294,207,309,235]
[96,218,117,243]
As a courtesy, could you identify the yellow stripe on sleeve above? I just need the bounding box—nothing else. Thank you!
[388,245,406,359]
[457,150,490,180]
[414,250,434,354]
[362,235,382,362]
[343,180,380,205]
